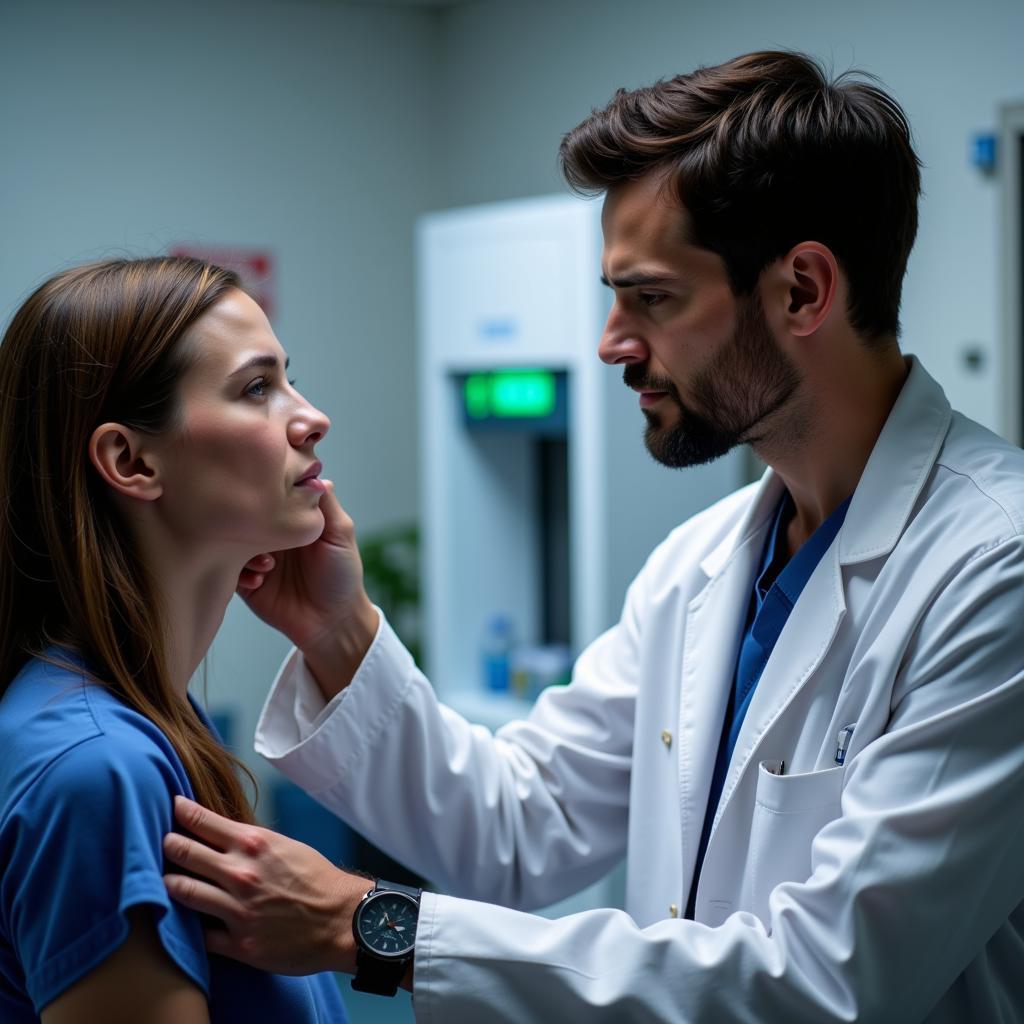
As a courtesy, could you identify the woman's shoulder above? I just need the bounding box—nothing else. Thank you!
[0,657,210,1015]
[0,654,191,822]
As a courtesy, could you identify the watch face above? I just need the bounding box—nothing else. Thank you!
[356,892,418,958]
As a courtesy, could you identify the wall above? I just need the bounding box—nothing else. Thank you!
[3,0,1022,790]
[433,0,1023,596]
[0,0,443,791]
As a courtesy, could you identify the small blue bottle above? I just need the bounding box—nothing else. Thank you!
[482,614,513,692]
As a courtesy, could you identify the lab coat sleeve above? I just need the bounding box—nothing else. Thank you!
[256,586,640,910]
[409,535,1024,1022]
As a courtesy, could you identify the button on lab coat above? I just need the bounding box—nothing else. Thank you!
[257,359,1024,1022]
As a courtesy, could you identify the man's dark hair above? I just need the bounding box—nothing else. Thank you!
[559,51,921,345]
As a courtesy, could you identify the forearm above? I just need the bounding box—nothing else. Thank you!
[260,616,632,907]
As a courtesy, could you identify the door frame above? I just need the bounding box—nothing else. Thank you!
[1000,102,1024,445]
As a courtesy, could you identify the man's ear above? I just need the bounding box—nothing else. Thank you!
[88,423,163,502]
[770,242,840,338]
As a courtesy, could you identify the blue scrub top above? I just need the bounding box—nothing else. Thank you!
[686,491,852,917]
[0,652,350,1023]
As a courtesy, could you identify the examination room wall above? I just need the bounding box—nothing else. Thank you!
[0,0,444,791]
[436,0,1024,609]
[3,0,1022,794]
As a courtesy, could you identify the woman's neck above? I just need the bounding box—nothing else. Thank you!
[175,572,240,699]
[143,543,246,700]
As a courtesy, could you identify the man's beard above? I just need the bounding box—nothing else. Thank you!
[623,293,800,468]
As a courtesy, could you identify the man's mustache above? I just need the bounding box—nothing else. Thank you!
[622,364,678,397]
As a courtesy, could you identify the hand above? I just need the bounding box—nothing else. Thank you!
[237,481,379,694]
[163,796,369,976]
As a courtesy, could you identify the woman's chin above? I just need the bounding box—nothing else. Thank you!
[236,510,326,564]
[278,510,327,552]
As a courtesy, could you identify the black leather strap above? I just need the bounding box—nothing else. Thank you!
[377,879,421,900]
[351,947,407,996]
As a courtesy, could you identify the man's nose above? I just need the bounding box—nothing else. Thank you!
[598,305,647,365]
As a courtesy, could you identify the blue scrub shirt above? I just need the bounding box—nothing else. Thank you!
[0,652,350,1023]
[686,492,852,918]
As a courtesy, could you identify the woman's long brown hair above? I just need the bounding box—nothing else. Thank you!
[0,256,257,823]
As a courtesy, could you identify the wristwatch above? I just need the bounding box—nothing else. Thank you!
[351,878,421,996]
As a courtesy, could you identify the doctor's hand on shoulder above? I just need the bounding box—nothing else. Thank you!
[162,796,412,986]
[237,480,379,697]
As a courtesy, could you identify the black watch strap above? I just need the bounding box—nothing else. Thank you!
[375,879,421,900]
[351,947,408,996]
[351,879,421,997]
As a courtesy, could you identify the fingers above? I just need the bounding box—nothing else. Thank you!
[164,831,234,887]
[203,926,240,959]
[238,554,275,595]
[237,570,266,595]
[173,795,244,850]
[164,871,243,924]
[317,480,355,545]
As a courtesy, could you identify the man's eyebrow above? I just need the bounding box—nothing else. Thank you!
[230,354,291,375]
[600,272,675,288]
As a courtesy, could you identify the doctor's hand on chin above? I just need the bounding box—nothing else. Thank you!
[237,480,379,699]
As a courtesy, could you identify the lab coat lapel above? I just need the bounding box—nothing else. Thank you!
[677,472,785,889]
[692,359,955,920]
[704,359,952,850]
[712,540,847,836]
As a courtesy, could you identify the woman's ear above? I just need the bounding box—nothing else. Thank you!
[773,242,840,338]
[88,423,163,502]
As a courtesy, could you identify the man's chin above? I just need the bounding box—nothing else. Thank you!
[644,424,737,469]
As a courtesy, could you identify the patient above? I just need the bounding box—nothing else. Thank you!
[0,258,349,1023]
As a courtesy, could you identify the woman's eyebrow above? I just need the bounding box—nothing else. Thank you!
[229,354,291,376]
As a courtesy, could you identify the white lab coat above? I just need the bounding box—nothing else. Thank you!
[256,358,1024,1022]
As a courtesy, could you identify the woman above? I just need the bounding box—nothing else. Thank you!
[0,257,350,1023]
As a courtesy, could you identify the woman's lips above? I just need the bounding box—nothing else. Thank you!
[295,460,325,491]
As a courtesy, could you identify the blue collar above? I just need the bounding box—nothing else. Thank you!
[751,493,852,634]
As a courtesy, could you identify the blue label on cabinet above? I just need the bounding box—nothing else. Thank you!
[478,317,519,341]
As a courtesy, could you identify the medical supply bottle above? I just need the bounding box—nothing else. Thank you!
[482,614,513,692]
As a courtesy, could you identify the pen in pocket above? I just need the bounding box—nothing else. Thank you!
[834,724,855,765]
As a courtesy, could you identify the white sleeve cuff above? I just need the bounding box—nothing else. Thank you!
[254,610,416,796]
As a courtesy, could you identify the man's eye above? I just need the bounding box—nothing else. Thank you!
[639,292,666,308]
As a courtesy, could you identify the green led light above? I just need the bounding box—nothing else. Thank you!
[490,370,555,417]
[464,374,490,419]
[463,369,557,419]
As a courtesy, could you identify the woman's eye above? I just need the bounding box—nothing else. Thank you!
[246,374,295,397]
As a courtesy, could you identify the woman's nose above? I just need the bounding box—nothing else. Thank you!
[290,399,331,447]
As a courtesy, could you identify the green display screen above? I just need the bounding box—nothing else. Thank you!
[464,370,556,419]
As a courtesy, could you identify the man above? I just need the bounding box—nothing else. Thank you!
[164,51,1024,1020]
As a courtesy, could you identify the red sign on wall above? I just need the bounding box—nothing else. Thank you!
[169,245,276,320]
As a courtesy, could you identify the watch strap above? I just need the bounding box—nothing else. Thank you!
[351,947,408,996]
[376,878,421,900]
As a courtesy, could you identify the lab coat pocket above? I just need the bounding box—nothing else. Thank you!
[746,760,845,927]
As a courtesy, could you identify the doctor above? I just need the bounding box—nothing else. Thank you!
[164,50,1024,1020]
